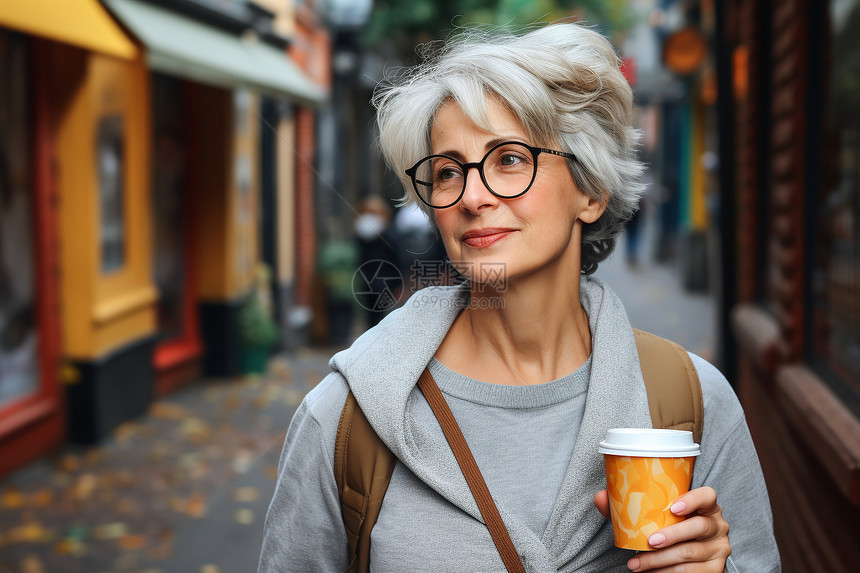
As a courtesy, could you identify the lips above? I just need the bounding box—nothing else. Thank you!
[461,228,516,248]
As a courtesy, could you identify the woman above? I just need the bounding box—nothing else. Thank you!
[259,23,780,572]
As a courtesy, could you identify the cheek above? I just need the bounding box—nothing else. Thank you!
[433,210,460,252]
[434,209,456,238]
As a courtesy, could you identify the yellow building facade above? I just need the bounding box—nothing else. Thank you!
[0,0,325,475]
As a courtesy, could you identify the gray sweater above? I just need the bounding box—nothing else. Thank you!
[259,278,780,572]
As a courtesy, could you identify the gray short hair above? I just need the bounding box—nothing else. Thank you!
[373,23,645,274]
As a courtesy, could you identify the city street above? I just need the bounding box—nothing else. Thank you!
[595,211,717,363]
[0,213,718,573]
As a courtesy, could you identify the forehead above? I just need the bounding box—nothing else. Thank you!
[430,96,527,151]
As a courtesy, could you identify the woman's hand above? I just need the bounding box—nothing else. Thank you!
[594,486,731,572]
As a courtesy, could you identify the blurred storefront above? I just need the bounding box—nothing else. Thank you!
[265,0,331,350]
[0,0,140,475]
[720,0,860,570]
[0,0,326,477]
[624,0,719,292]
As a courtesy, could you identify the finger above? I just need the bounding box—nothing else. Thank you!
[593,489,610,519]
[627,542,730,572]
[670,486,719,516]
[650,514,729,549]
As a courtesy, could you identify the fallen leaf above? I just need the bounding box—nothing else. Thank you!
[113,421,141,442]
[30,489,54,508]
[186,493,207,518]
[118,534,148,550]
[10,520,53,543]
[84,448,104,466]
[283,390,305,407]
[115,497,139,514]
[232,455,252,475]
[221,394,242,414]
[232,487,260,503]
[55,538,86,556]
[71,474,98,501]
[57,454,80,473]
[178,452,201,470]
[94,522,128,541]
[181,418,211,442]
[168,496,187,513]
[1,486,25,509]
[200,564,221,573]
[264,465,279,481]
[269,358,291,380]
[149,402,190,420]
[20,555,45,573]
[235,509,255,524]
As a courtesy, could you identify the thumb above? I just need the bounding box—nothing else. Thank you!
[593,489,610,519]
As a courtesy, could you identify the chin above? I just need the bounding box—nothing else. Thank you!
[448,253,514,291]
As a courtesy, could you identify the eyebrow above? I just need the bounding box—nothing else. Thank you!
[433,137,528,161]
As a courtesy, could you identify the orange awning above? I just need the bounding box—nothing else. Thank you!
[0,0,137,60]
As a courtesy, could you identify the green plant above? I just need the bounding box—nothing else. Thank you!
[239,264,280,348]
[239,295,279,347]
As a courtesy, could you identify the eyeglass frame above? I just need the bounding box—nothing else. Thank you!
[404,140,578,209]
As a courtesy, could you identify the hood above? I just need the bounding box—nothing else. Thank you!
[329,277,652,571]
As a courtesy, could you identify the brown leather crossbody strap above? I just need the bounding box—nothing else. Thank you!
[334,391,397,573]
[416,369,526,573]
[633,328,704,444]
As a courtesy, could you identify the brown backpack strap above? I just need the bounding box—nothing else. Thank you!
[416,369,526,573]
[335,332,704,572]
[334,391,396,573]
[633,328,704,444]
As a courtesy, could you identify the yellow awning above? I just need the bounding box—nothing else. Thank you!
[0,0,137,60]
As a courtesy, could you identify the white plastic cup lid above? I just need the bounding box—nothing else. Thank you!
[598,428,701,458]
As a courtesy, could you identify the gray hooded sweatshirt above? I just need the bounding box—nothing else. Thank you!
[259,277,780,572]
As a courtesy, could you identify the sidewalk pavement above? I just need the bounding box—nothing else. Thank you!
[595,211,717,363]
[0,214,717,573]
[0,348,335,573]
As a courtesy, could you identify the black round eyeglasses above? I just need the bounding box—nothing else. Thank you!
[404,141,577,209]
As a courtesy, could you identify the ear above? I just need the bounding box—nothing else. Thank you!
[578,194,608,224]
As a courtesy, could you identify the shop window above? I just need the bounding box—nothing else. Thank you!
[0,30,39,407]
[810,0,860,416]
[97,115,125,273]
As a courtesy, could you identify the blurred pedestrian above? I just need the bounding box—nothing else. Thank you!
[624,204,643,267]
[354,196,401,327]
[392,202,449,293]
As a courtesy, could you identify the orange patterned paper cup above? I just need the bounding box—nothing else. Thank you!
[598,429,700,551]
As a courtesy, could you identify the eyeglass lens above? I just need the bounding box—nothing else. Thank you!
[412,142,536,207]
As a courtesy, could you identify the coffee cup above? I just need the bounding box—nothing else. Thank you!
[598,428,701,551]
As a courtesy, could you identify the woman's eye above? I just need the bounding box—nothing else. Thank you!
[436,167,462,181]
[499,153,525,166]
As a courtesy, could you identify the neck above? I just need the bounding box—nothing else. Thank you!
[440,257,592,386]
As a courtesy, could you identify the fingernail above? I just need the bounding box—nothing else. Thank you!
[627,557,640,571]
[649,533,666,547]
[670,501,686,514]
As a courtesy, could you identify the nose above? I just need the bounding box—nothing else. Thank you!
[458,166,498,213]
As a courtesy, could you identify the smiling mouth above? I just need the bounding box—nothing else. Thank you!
[461,228,515,248]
